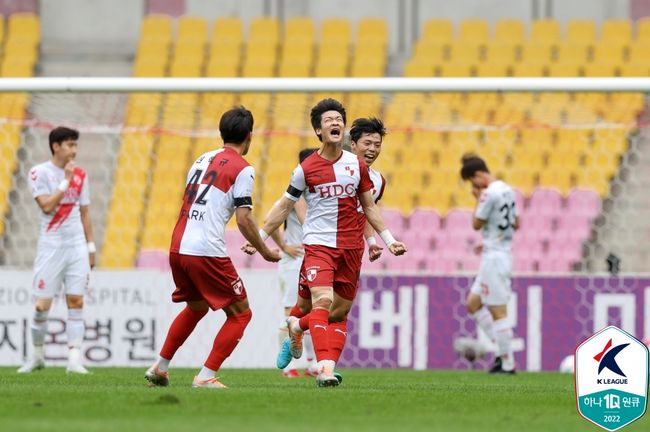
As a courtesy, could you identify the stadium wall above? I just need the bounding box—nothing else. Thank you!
[1,270,648,372]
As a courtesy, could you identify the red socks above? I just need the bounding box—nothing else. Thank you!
[327,320,347,363]
[160,307,208,360]
[309,308,330,362]
[205,308,252,371]
[289,304,306,318]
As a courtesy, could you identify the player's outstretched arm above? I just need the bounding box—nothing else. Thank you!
[80,205,96,268]
[236,207,280,262]
[359,190,407,256]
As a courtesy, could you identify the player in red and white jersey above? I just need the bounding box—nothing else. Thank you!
[18,126,95,375]
[244,99,407,387]
[145,107,280,389]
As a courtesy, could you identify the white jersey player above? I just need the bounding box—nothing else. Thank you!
[144,107,280,389]
[18,126,95,374]
[268,148,318,378]
[461,155,519,374]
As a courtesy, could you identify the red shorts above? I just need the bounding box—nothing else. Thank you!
[169,252,247,310]
[298,245,363,301]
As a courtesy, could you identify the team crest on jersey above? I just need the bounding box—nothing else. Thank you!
[231,278,244,295]
[38,279,45,290]
[305,266,319,282]
[345,165,355,176]
[30,169,37,181]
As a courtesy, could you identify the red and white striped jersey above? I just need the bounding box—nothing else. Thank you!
[170,147,255,257]
[284,149,373,249]
[357,166,386,226]
[29,161,90,247]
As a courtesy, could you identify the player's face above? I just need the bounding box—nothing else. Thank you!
[54,139,78,163]
[351,132,382,166]
[469,173,489,189]
[317,110,344,145]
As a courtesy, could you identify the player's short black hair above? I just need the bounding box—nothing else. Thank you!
[299,148,317,163]
[460,154,490,180]
[49,126,79,155]
[349,117,386,143]
[310,98,346,141]
[219,106,254,144]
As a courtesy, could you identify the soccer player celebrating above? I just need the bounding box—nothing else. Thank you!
[269,148,318,378]
[244,99,406,387]
[460,155,519,374]
[18,126,95,374]
[145,107,280,389]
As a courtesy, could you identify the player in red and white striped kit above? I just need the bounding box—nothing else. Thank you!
[243,99,407,387]
[18,126,95,375]
[145,107,280,389]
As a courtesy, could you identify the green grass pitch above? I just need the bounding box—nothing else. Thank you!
[0,367,647,432]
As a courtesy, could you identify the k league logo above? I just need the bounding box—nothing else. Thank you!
[575,326,649,431]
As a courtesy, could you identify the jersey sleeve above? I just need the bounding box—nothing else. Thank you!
[29,165,49,198]
[357,158,373,194]
[79,171,90,206]
[376,174,386,203]
[284,164,306,202]
[475,189,494,221]
[232,165,255,208]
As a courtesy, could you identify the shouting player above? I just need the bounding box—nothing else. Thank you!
[461,155,519,374]
[18,126,95,374]
[144,106,280,389]
[244,99,406,387]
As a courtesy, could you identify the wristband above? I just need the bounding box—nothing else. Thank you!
[379,229,396,247]
[87,242,96,253]
[57,179,70,192]
[366,236,377,246]
[258,229,269,241]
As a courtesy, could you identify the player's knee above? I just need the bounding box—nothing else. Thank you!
[236,307,253,325]
[67,298,84,309]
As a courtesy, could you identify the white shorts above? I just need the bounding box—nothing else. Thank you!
[278,258,302,308]
[470,251,512,306]
[32,243,90,299]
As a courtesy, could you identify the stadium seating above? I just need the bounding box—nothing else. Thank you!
[103,14,638,274]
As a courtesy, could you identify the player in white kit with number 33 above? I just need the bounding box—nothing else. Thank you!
[461,155,519,374]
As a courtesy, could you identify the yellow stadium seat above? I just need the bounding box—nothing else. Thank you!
[583,63,617,77]
[212,17,243,45]
[403,59,434,77]
[285,17,315,41]
[503,169,535,195]
[279,58,312,77]
[422,19,453,42]
[358,17,388,45]
[539,169,573,195]
[1,60,34,77]
[8,12,40,44]
[566,20,596,44]
[547,63,582,77]
[137,39,169,59]
[169,58,203,77]
[459,19,488,42]
[250,16,280,46]
[627,42,650,64]
[412,40,446,63]
[592,44,626,64]
[206,57,238,77]
[556,43,590,63]
[484,43,517,63]
[511,63,545,77]
[576,170,609,196]
[602,19,631,44]
[0,15,5,42]
[531,19,560,43]
[637,17,650,41]
[242,58,275,77]
[178,16,208,44]
[619,63,650,76]
[448,42,482,63]
[438,62,474,77]
[321,18,350,45]
[475,63,509,77]
[351,60,384,77]
[315,58,347,77]
[495,19,524,42]
[141,14,172,41]
[519,42,554,63]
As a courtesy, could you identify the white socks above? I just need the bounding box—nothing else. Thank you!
[494,318,514,371]
[197,366,216,380]
[67,308,85,349]
[31,310,48,359]
[471,307,495,341]
[157,356,171,372]
[303,332,315,362]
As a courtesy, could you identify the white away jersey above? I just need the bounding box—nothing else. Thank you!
[475,180,518,254]
[170,147,254,257]
[357,166,386,223]
[284,150,373,249]
[29,161,90,247]
[280,206,303,266]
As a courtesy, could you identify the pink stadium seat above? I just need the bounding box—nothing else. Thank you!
[537,257,572,273]
[527,187,563,215]
[224,229,247,250]
[229,250,250,269]
[521,211,555,233]
[567,188,601,217]
[381,208,405,233]
[248,251,278,269]
[513,235,544,259]
[136,250,170,271]
[512,256,536,273]
[407,208,441,232]
[444,209,473,231]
